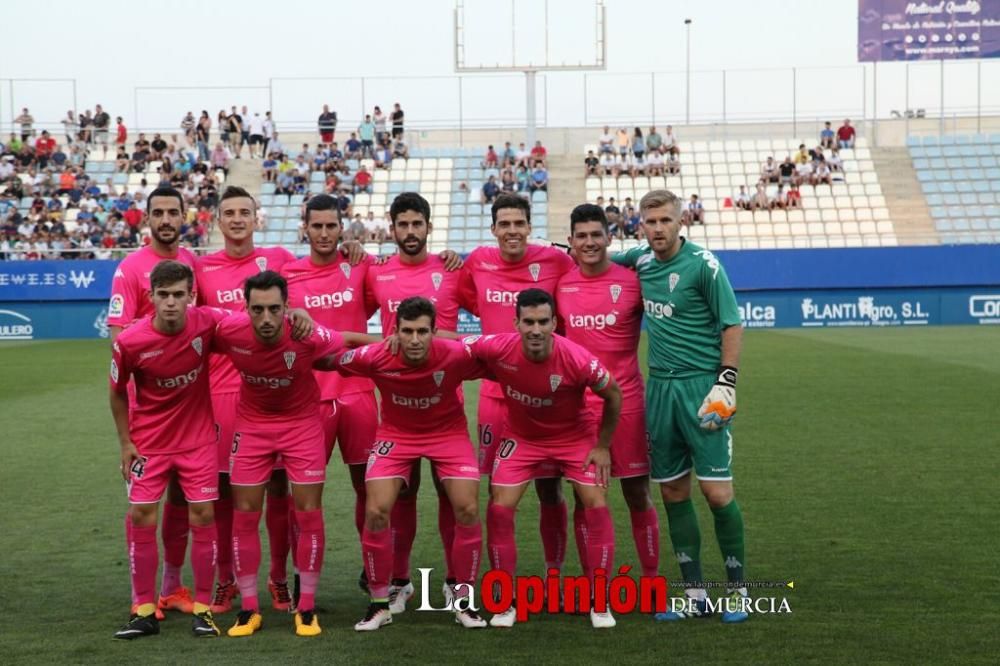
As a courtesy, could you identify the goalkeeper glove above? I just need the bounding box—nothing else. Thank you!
[697,366,737,430]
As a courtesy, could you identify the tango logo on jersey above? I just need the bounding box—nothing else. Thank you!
[431,272,443,291]
[669,273,680,292]
[255,257,268,272]
[391,393,442,409]
[568,312,618,330]
[433,370,445,387]
[486,289,519,305]
[215,288,244,305]
[109,294,125,318]
[644,299,675,319]
[156,366,203,389]
[340,263,352,280]
[304,289,354,309]
[507,385,553,408]
[191,337,203,356]
[241,372,292,388]
[528,263,541,282]
[283,352,296,369]
[610,284,622,303]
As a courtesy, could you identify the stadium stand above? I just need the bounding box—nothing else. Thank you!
[907,133,1000,245]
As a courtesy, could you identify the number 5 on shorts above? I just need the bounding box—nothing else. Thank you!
[231,432,242,455]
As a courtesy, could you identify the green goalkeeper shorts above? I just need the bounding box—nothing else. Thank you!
[645,374,734,482]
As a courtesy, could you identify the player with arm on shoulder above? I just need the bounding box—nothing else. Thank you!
[282,193,381,603]
[466,289,623,630]
[212,271,365,638]
[333,298,487,631]
[110,261,228,640]
[612,189,748,623]
[363,192,466,611]
[106,185,199,620]
[456,193,578,579]
[558,204,660,582]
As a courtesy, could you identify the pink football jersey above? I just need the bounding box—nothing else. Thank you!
[196,246,296,394]
[213,313,344,423]
[457,244,575,398]
[110,307,228,453]
[464,332,611,445]
[556,263,644,405]
[106,245,197,327]
[365,254,461,335]
[334,337,485,438]
[282,254,377,400]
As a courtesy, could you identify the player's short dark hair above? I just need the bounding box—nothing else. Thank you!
[146,186,185,211]
[304,193,339,224]
[569,203,608,234]
[218,185,256,212]
[150,260,193,291]
[244,270,287,303]
[491,193,531,226]
[396,296,436,329]
[515,288,555,318]
[389,192,431,224]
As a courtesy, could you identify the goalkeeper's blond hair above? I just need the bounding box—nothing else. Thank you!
[639,190,683,219]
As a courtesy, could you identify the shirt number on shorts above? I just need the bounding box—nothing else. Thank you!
[374,440,395,456]
[130,456,149,479]
[478,424,493,447]
[497,438,517,460]
[231,432,242,455]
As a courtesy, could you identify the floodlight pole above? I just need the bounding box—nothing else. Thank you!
[685,19,692,125]
[526,70,537,147]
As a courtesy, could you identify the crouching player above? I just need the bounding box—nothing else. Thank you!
[335,297,487,632]
[212,271,371,637]
[110,261,227,639]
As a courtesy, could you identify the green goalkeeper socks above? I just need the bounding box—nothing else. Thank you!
[664,499,703,588]
[711,500,745,585]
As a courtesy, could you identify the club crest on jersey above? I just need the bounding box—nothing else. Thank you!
[610,284,622,303]
[528,263,541,282]
[283,351,296,369]
[191,336,203,356]
[431,272,443,291]
[549,374,562,392]
[433,370,445,387]
[340,262,352,280]
[669,272,680,292]
[255,257,268,272]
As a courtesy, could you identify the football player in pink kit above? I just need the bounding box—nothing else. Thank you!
[196,186,298,614]
[107,185,199,619]
[213,271,372,638]
[110,261,225,640]
[557,204,660,582]
[363,192,465,612]
[465,288,623,629]
[281,193,380,601]
[335,297,487,631]
[457,193,577,578]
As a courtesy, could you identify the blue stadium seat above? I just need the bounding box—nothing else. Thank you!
[310,171,325,182]
[960,193,978,205]
[940,135,957,146]
[952,218,970,231]
[973,181,990,193]
[932,169,950,181]
[260,183,276,195]
[958,146,975,157]
[972,133,987,144]
[966,205,984,217]
[991,181,1000,192]
[308,182,324,194]
[926,194,944,206]
[448,229,466,242]
[988,133,1000,144]
[270,207,286,219]
[945,157,962,169]
[388,182,403,193]
[531,190,548,202]
[921,182,940,194]
[971,218,988,231]
[452,191,468,204]
[930,206,948,219]
[924,135,939,145]
[942,194,960,206]
[982,157,998,168]
[533,215,548,227]
[532,202,548,214]
[911,146,927,158]
[956,135,972,145]
[939,182,957,193]
[934,219,953,232]
[930,158,947,169]
[988,218,1000,230]
[451,216,466,229]
[906,136,921,147]
[289,194,305,206]
[259,194,274,206]
[978,193,995,204]
[974,145,991,157]
[913,158,931,170]
[956,181,973,193]
[925,146,943,158]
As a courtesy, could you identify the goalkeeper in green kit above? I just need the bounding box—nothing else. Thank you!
[611,189,748,623]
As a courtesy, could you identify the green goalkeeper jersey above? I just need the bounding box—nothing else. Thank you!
[612,239,742,378]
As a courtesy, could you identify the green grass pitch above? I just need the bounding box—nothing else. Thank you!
[1,328,998,664]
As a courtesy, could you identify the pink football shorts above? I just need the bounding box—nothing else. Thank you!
[365,430,480,486]
[212,391,239,474]
[127,444,218,504]
[490,431,603,487]
[229,416,326,486]
[476,394,508,476]
[587,403,650,478]
[319,391,378,465]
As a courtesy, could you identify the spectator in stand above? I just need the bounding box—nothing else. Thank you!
[598,125,614,154]
[196,111,211,161]
[51,145,68,168]
[346,213,366,242]
[665,150,681,175]
[682,194,704,226]
[786,183,802,209]
[501,167,517,192]
[181,111,196,140]
[604,196,620,221]
[514,142,531,168]
[79,110,93,145]
[483,145,499,169]
[359,114,376,158]
[631,128,645,160]
[150,133,167,161]
[646,150,664,176]
[353,164,373,194]
[266,130,284,159]
[226,106,243,157]
[623,207,641,238]
[760,156,779,184]
[115,117,127,150]
[584,149,599,176]
[318,104,338,143]
[364,211,388,244]
[56,168,76,195]
[770,184,786,210]
[123,201,144,229]
[238,105,251,157]
[529,163,549,193]
[646,126,663,154]
[515,164,530,192]
[501,141,516,166]
[374,141,393,169]
[247,112,265,158]
[93,104,111,157]
[345,133,362,160]
[390,103,405,139]
[276,169,295,195]
[392,137,409,160]
[599,151,618,176]
[752,181,770,210]
[530,140,547,167]
[820,121,835,149]
[262,111,275,156]
[210,142,230,176]
[734,185,752,210]
[827,148,844,175]
[61,110,79,146]
[616,127,630,157]
[373,106,388,145]
[481,175,500,204]
[662,125,680,155]
[779,156,796,186]
[607,213,622,240]
[15,108,34,142]
[35,131,56,170]
[812,160,832,186]
[837,119,856,149]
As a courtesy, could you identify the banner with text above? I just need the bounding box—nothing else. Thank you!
[859,0,1000,62]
